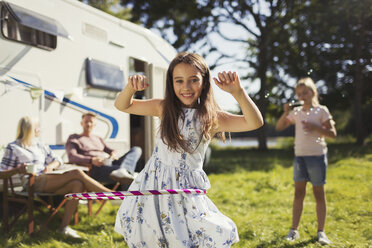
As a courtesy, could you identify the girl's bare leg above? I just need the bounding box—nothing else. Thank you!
[292,181,307,229]
[313,185,326,231]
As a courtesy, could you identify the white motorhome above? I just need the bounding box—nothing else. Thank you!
[0,0,177,168]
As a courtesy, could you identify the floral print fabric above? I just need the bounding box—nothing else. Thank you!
[115,108,239,247]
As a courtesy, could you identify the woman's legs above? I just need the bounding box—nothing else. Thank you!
[292,181,307,230]
[41,170,112,230]
[53,179,84,229]
[312,185,327,231]
[43,169,112,193]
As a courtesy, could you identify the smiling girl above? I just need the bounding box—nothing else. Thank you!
[114,52,263,247]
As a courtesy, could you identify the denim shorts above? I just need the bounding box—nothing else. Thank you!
[293,154,328,186]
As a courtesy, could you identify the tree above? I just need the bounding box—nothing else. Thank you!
[119,0,297,150]
[79,0,131,19]
[94,0,371,146]
[282,0,372,145]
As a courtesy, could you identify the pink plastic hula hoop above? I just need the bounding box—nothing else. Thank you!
[65,188,207,200]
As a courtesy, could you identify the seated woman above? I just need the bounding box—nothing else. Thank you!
[0,116,112,238]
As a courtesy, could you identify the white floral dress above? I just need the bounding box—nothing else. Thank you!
[115,108,239,248]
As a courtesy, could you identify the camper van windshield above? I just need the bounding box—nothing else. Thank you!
[86,58,124,92]
[1,1,70,39]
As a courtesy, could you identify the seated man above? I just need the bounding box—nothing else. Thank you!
[66,112,142,185]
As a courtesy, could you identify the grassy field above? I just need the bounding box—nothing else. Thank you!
[1,141,371,248]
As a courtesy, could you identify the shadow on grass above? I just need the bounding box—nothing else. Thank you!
[255,237,317,248]
[205,142,372,175]
[0,225,86,247]
[0,204,94,246]
[327,142,372,164]
[205,147,293,174]
[76,221,111,235]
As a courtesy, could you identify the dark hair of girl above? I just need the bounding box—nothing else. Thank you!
[160,52,225,152]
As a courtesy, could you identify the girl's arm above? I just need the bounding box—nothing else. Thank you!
[303,119,337,139]
[213,71,263,133]
[275,103,292,131]
[114,75,163,117]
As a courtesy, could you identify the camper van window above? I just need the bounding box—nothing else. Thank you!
[0,5,56,50]
[129,58,147,75]
[128,58,148,103]
[86,58,124,92]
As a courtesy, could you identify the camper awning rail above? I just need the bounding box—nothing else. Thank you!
[1,1,72,39]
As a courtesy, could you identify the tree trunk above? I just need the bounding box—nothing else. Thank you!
[257,83,267,150]
[257,37,268,151]
[354,14,366,145]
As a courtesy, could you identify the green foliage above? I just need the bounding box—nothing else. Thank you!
[117,0,215,50]
[282,0,372,143]
[117,0,372,145]
[275,137,295,149]
[79,0,131,20]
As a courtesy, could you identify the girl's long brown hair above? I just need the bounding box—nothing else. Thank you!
[160,52,225,153]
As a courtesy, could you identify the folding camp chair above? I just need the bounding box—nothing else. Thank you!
[85,166,121,217]
[0,171,78,235]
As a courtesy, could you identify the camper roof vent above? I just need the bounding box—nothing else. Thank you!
[82,23,107,42]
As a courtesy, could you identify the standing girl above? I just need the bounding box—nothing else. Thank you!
[275,77,336,245]
[114,52,263,247]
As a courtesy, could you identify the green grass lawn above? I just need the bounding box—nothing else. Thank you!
[1,141,371,248]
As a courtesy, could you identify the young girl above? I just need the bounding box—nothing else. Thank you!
[114,52,263,247]
[275,77,337,245]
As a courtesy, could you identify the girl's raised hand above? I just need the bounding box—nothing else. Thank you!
[213,71,242,95]
[283,103,291,113]
[128,75,149,91]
